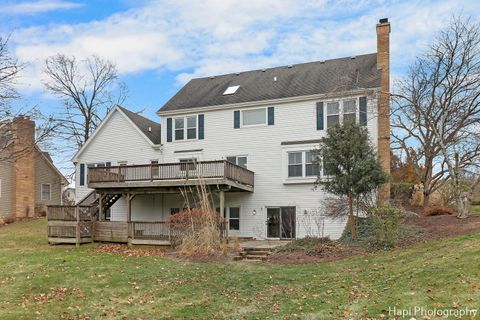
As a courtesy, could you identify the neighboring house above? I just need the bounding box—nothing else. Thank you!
[71,19,391,242]
[0,116,68,217]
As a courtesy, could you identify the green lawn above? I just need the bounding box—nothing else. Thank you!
[0,219,479,319]
[472,205,480,215]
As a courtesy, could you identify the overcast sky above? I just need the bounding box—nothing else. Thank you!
[3,0,480,173]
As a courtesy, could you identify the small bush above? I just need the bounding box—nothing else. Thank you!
[425,206,455,216]
[166,208,225,256]
[340,205,404,250]
[390,182,415,203]
[370,205,403,248]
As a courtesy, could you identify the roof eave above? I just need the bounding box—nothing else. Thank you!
[157,87,380,116]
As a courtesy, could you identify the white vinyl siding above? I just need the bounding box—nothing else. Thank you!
[160,92,378,240]
[74,109,161,220]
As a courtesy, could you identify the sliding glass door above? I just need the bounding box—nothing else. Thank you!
[266,207,296,239]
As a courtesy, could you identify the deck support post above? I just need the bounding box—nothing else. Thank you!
[75,206,80,247]
[127,193,135,246]
[219,190,225,219]
[99,193,104,221]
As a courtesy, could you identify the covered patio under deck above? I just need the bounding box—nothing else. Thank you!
[88,160,254,245]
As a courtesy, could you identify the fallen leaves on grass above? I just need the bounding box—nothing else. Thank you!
[91,244,167,257]
[21,287,85,306]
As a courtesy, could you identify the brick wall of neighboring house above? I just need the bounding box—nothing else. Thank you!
[376,19,391,202]
[35,151,63,215]
[0,154,13,216]
[12,117,36,218]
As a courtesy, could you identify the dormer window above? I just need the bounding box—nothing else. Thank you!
[223,85,240,95]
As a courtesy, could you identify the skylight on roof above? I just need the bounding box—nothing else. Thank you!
[223,85,240,95]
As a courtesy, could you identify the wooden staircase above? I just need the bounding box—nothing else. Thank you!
[77,191,122,218]
[234,247,274,262]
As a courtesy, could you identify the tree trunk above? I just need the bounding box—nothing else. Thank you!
[348,195,356,238]
[423,191,430,207]
[456,192,470,219]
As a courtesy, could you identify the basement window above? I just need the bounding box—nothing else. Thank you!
[223,85,240,95]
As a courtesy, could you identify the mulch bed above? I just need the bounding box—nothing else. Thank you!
[267,206,480,265]
[405,205,480,239]
[267,242,365,264]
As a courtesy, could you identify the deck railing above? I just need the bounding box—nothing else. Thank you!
[87,160,254,187]
[132,221,171,241]
[47,205,95,221]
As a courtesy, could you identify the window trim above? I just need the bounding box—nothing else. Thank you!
[241,107,268,127]
[283,145,324,184]
[322,97,362,129]
[287,151,303,178]
[41,183,51,201]
[228,207,240,231]
[174,115,198,141]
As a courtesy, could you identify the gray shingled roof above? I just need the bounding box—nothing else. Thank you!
[118,106,161,144]
[159,53,380,113]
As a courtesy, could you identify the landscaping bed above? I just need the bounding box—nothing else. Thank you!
[268,206,480,264]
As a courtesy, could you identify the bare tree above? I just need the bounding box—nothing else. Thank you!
[0,35,22,114]
[0,36,57,162]
[43,54,127,151]
[392,16,480,209]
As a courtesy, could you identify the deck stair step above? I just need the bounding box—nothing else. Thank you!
[236,246,275,261]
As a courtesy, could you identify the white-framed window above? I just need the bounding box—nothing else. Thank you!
[325,99,359,128]
[288,152,303,177]
[174,115,198,141]
[305,151,320,177]
[226,155,248,168]
[118,161,128,166]
[326,102,340,128]
[229,207,240,230]
[151,160,159,177]
[242,108,267,126]
[41,183,51,201]
[174,118,184,140]
[287,151,321,179]
[179,158,197,171]
[343,99,356,123]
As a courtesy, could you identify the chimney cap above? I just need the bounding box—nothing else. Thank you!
[379,18,388,24]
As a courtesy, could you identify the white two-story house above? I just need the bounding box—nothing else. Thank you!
[70,19,391,244]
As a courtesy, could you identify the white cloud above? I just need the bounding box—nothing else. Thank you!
[7,0,480,93]
[1,0,82,15]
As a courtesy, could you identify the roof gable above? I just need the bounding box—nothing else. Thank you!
[159,53,380,113]
[117,106,161,144]
[72,106,161,162]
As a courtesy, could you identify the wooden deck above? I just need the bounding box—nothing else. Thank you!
[46,206,196,246]
[87,160,254,192]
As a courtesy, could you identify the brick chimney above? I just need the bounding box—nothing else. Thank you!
[12,116,36,218]
[376,18,391,203]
